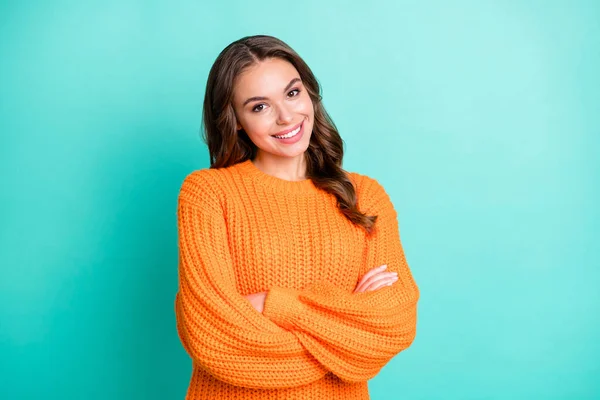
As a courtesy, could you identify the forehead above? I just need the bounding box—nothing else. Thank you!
[234,58,300,98]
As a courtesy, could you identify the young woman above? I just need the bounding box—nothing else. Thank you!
[174,35,419,400]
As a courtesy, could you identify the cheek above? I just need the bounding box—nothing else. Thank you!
[243,116,273,139]
[296,95,314,115]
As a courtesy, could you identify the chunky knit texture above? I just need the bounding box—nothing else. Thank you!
[174,159,419,399]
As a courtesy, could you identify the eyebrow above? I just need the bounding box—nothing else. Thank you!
[242,77,302,107]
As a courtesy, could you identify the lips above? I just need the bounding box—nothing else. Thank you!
[271,121,303,137]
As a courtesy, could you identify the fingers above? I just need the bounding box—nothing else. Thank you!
[353,265,387,293]
[357,274,398,293]
[354,266,399,293]
[363,276,397,292]
[355,272,394,293]
[363,264,388,281]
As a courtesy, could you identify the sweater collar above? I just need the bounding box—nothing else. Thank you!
[235,159,317,195]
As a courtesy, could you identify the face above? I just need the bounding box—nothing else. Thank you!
[232,58,314,162]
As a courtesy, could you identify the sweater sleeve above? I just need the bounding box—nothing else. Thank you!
[262,176,420,383]
[174,171,328,389]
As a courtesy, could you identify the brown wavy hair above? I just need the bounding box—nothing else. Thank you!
[202,34,377,234]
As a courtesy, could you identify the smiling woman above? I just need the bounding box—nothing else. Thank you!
[233,59,314,157]
[174,35,419,400]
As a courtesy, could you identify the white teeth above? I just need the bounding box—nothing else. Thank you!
[274,125,301,139]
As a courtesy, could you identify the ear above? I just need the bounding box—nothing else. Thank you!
[236,122,242,131]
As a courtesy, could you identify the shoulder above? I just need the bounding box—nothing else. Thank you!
[178,167,228,207]
[347,170,390,201]
[346,170,395,215]
[181,167,225,189]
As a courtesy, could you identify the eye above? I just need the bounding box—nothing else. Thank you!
[288,88,300,97]
[252,104,267,113]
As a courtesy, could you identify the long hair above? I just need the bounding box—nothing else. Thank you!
[202,35,377,234]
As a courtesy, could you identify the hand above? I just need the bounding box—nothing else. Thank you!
[353,264,398,294]
[244,291,268,313]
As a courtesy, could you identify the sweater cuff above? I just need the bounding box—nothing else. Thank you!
[263,286,305,330]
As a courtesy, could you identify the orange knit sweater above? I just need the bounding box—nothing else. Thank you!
[174,159,419,399]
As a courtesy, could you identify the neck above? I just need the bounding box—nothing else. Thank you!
[252,152,308,181]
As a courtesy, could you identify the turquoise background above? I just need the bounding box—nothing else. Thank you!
[1,1,598,399]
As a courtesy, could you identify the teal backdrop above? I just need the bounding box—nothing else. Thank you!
[1,1,598,399]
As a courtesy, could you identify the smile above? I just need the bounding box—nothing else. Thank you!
[273,123,302,139]
[271,120,305,144]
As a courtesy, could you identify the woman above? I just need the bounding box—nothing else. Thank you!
[175,35,419,400]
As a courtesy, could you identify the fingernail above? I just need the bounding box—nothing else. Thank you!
[379,265,387,270]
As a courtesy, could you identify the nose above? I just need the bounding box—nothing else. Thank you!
[276,103,294,125]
